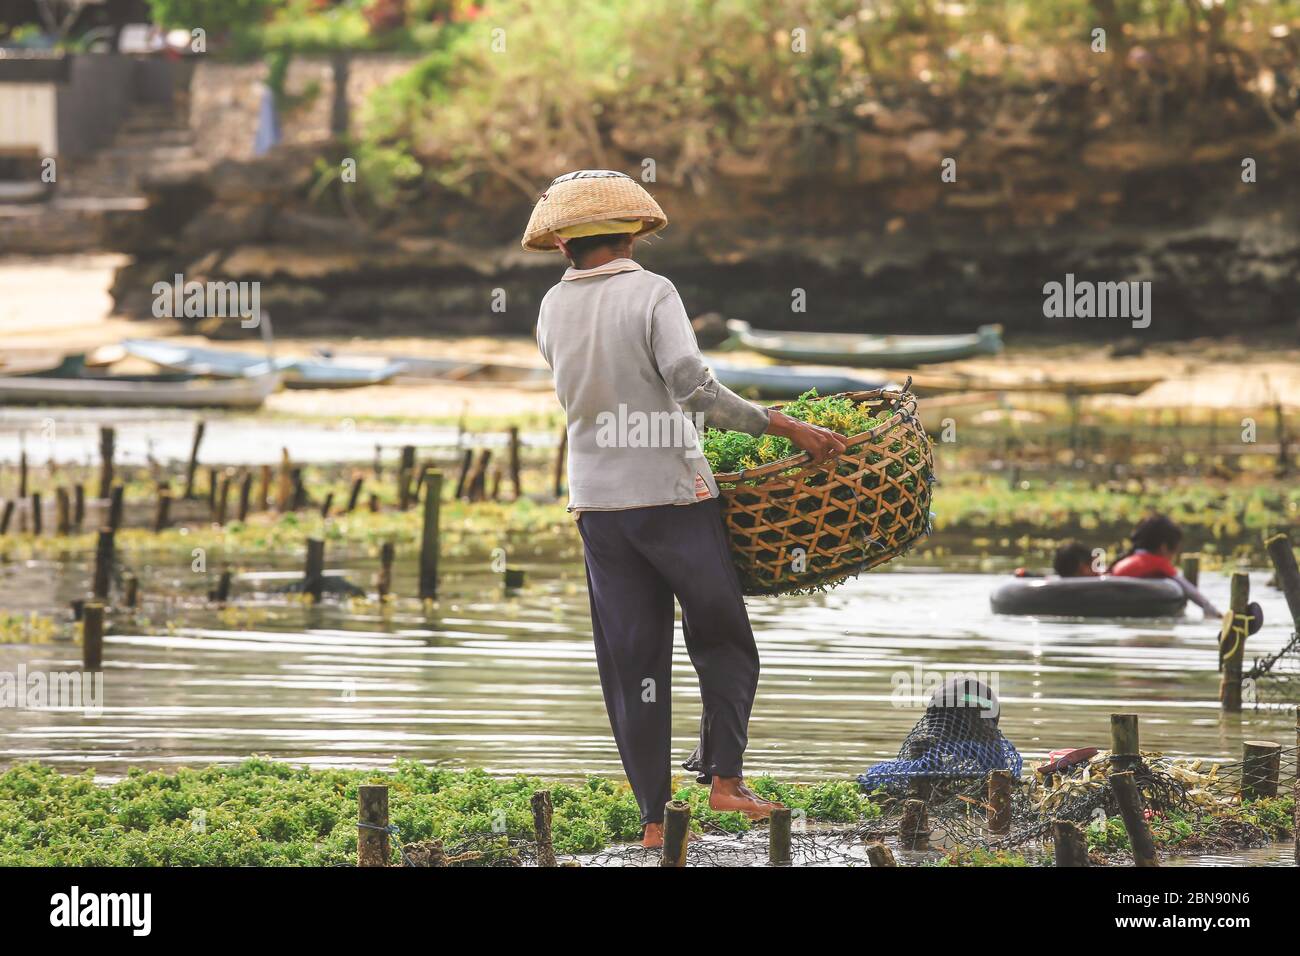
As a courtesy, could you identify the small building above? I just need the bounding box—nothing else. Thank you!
[0,0,181,192]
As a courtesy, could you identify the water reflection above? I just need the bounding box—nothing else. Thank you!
[2,552,1294,792]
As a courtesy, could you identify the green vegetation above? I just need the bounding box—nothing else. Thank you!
[0,613,57,645]
[352,0,1300,207]
[146,0,474,55]
[0,495,574,568]
[0,759,877,865]
[934,473,1300,551]
[1084,795,1294,858]
[702,389,889,474]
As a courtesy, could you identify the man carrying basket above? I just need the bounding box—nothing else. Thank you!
[526,170,846,847]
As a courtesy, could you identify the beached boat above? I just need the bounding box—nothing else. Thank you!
[906,367,1164,397]
[122,339,406,389]
[726,320,1003,367]
[0,371,281,409]
[710,358,888,399]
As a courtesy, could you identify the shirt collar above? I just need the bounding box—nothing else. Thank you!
[561,257,643,281]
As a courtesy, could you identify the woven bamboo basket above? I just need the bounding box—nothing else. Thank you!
[714,386,934,596]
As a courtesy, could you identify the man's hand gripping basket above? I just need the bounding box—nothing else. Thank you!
[714,385,934,596]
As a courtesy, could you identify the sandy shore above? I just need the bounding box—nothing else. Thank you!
[4,254,1299,418]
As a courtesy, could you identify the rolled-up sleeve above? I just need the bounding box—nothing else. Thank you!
[650,289,770,437]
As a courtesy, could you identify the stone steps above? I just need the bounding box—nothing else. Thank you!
[57,110,198,200]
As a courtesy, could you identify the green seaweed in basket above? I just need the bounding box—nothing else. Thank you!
[702,390,888,474]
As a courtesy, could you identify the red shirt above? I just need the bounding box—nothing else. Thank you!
[1110,551,1178,578]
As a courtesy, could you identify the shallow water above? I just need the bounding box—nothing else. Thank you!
[1,549,1295,785]
[0,407,553,467]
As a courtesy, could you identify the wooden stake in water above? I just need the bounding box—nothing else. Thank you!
[277,449,292,512]
[1180,553,1200,587]
[987,769,1012,833]
[377,541,395,599]
[73,483,84,530]
[453,449,473,500]
[1240,740,1281,800]
[82,602,104,670]
[552,428,567,499]
[508,426,522,500]
[29,493,41,535]
[237,470,253,522]
[1110,713,1140,771]
[1052,820,1089,867]
[531,790,557,867]
[357,785,389,867]
[899,799,929,850]
[123,573,139,609]
[154,488,171,532]
[97,426,115,500]
[398,445,416,510]
[864,842,897,867]
[205,466,218,513]
[209,568,232,603]
[93,529,114,600]
[466,450,491,502]
[660,801,691,867]
[1265,534,1300,629]
[290,468,306,511]
[304,538,325,601]
[1110,771,1159,867]
[214,473,231,525]
[768,806,792,865]
[257,464,271,512]
[1219,571,1250,712]
[346,475,364,513]
[419,472,442,601]
[108,485,124,532]
[55,487,70,535]
[0,500,14,535]
[182,421,205,499]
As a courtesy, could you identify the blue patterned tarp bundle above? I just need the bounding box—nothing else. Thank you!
[857,685,1022,792]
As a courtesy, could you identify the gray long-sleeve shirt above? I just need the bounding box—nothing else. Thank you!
[536,259,770,511]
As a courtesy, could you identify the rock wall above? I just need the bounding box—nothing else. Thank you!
[110,68,1300,341]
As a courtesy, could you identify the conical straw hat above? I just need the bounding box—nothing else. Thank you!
[522,170,667,252]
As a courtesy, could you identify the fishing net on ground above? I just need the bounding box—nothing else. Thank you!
[857,676,1022,793]
[1245,629,1300,708]
[386,743,1294,866]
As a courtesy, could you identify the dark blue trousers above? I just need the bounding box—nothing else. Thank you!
[577,498,760,826]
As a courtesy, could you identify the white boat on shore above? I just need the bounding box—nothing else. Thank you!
[0,371,281,409]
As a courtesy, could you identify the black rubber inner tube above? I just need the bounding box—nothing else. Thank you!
[990,576,1188,618]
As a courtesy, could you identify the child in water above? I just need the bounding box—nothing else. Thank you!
[1053,540,1098,578]
[1110,514,1221,617]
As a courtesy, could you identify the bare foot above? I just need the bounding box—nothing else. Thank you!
[709,776,784,819]
[641,822,703,849]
